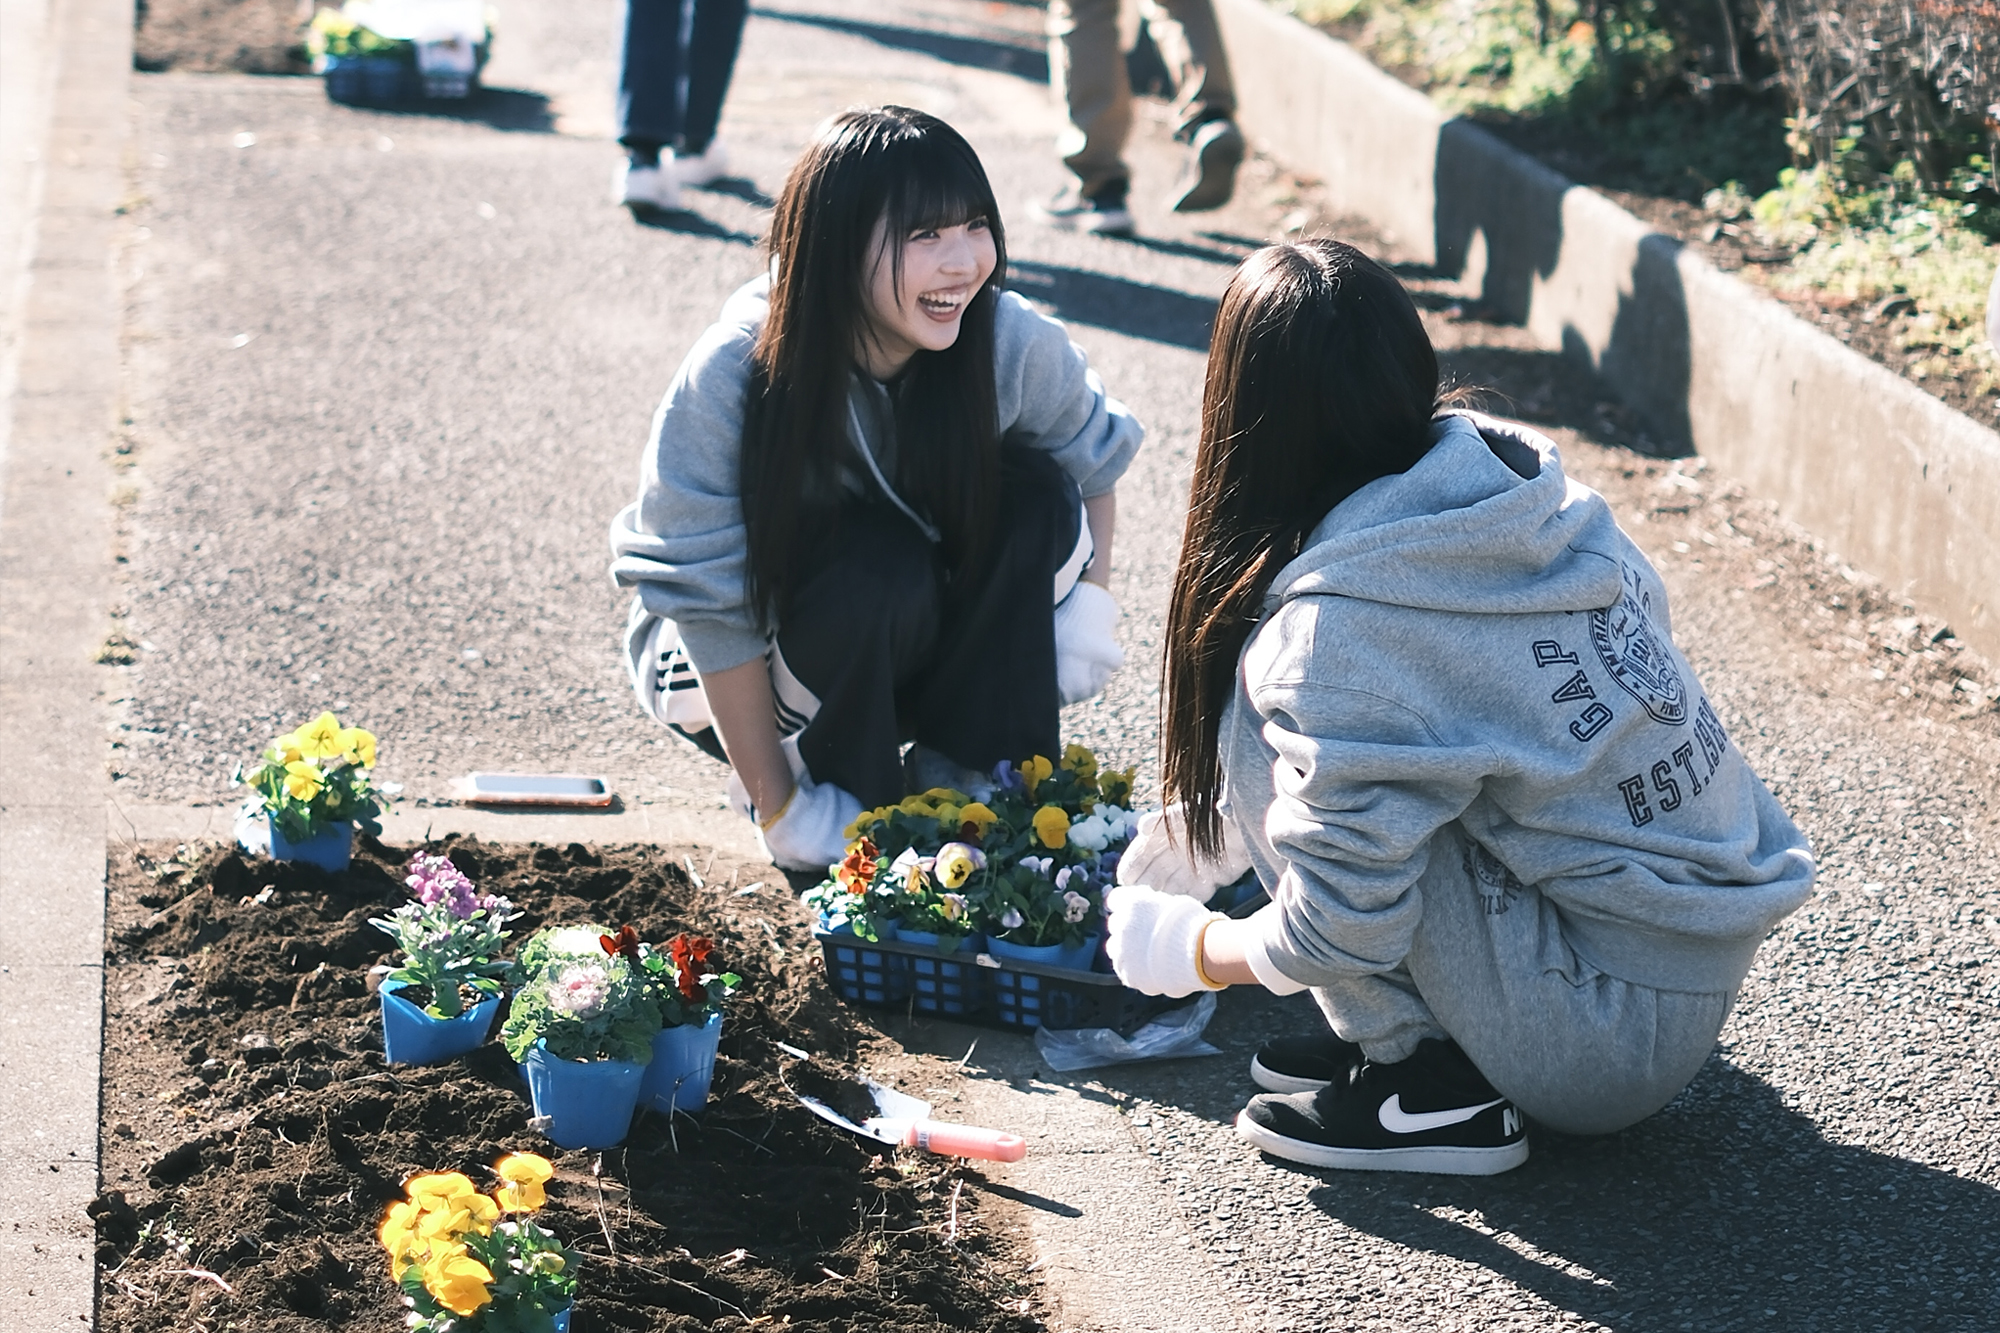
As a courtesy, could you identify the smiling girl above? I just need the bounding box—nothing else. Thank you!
[610,107,1141,870]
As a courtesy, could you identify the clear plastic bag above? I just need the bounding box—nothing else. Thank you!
[1033,991,1222,1071]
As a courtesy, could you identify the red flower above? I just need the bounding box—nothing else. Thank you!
[837,838,879,891]
[958,820,982,845]
[599,924,643,963]
[668,933,716,1001]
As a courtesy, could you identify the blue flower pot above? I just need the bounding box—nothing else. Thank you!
[989,933,1100,973]
[268,815,353,872]
[899,929,982,1016]
[324,53,411,105]
[553,1305,571,1333]
[380,979,499,1066]
[639,1012,722,1114]
[523,1044,646,1150]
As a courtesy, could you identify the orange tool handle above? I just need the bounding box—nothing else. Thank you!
[898,1119,1027,1162]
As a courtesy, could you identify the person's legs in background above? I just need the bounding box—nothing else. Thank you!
[672,0,748,186]
[615,0,685,210]
[1140,0,1244,211]
[1041,0,1138,235]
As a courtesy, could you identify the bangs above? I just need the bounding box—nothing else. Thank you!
[881,141,998,235]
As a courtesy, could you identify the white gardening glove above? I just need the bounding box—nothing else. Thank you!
[1053,580,1123,705]
[1116,804,1252,903]
[1104,884,1226,998]
[753,772,863,873]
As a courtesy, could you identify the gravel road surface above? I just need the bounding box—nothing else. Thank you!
[110,0,2000,1328]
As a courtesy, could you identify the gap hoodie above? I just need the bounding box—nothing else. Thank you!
[1229,413,1815,996]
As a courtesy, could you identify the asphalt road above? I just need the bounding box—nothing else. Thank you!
[110,0,2000,1329]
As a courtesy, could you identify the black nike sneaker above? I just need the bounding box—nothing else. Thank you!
[1249,1029,1364,1094]
[1236,1038,1529,1175]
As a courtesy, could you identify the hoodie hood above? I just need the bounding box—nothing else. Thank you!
[1268,412,1626,616]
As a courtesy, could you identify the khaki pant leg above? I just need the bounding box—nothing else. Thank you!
[1139,0,1237,134]
[1047,0,1132,194]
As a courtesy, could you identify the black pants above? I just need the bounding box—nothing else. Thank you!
[617,0,748,157]
[685,451,1081,810]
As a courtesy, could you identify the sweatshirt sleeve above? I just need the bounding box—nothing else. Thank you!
[991,289,1141,496]
[1247,678,1498,988]
[606,321,769,675]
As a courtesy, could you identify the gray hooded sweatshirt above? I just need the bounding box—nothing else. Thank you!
[607,275,1142,676]
[1230,413,1814,997]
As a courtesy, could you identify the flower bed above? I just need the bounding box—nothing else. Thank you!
[94,836,1038,1332]
[1281,0,2000,425]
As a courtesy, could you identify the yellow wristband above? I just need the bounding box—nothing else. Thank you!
[1192,916,1227,991]
[757,786,796,832]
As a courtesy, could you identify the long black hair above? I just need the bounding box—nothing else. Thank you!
[742,106,1008,629]
[1162,240,1445,858]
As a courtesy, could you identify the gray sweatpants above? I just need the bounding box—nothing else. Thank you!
[1310,826,1739,1136]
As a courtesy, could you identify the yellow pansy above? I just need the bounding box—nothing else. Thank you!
[1061,744,1098,784]
[1032,805,1070,850]
[931,803,963,830]
[418,1204,472,1240]
[461,1192,499,1234]
[921,786,969,804]
[844,809,888,841]
[494,1153,553,1213]
[273,731,305,764]
[897,795,936,817]
[406,1171,479,1208]
[294,711,346,760]
[379,1200,422,1275]
[423,1251,495,1317]
[1021,755,1054,795]
[337,726,377,767]
[957,802,999,834]
[530,1251,567,1274]
[935,843,984,890]
[282,760,324,801]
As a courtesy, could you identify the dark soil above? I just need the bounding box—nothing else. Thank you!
[135,0,312,74]
[96,837,1042,1332]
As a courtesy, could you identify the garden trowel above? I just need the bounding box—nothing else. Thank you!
[776,1043,1026,1162]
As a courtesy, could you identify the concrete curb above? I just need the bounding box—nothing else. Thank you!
[1214,0,2000,662]
[0,0,128,1318]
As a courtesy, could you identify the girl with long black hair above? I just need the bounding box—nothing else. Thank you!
[610,107,1139,870]
[1106,239,1812,1174]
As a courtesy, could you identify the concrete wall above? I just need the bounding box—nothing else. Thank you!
[1214,0,2000,659]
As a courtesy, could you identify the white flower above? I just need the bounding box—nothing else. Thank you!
[1021,856,1053,878]
[543,927,607,958]
[547,962,609,1019]
[1068,814,1113,852]
[1062,891,1090,923]
[999,907,1025,930]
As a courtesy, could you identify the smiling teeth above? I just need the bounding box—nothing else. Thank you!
[919,292,964,311]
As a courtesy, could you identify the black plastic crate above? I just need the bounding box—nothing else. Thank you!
[813,929,1155,1032]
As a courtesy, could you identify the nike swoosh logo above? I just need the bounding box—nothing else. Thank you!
[1377,1094,1507,1135]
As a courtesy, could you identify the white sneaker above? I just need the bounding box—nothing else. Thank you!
[672,139,729,187]
[613,159,680,212]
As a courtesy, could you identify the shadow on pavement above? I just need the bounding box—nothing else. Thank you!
[694,177,776,209]
[1022,987,1998,1330]
[372,86,557,133]
[1441,345,1690,458]
[632,206,761,246]
[1111,232,1258,267]
[750,7,1048,82]
[1303,1057,2000,1331]
[1008,260,1215,351]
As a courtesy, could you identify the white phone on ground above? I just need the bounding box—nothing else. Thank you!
[451,772,615,808]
